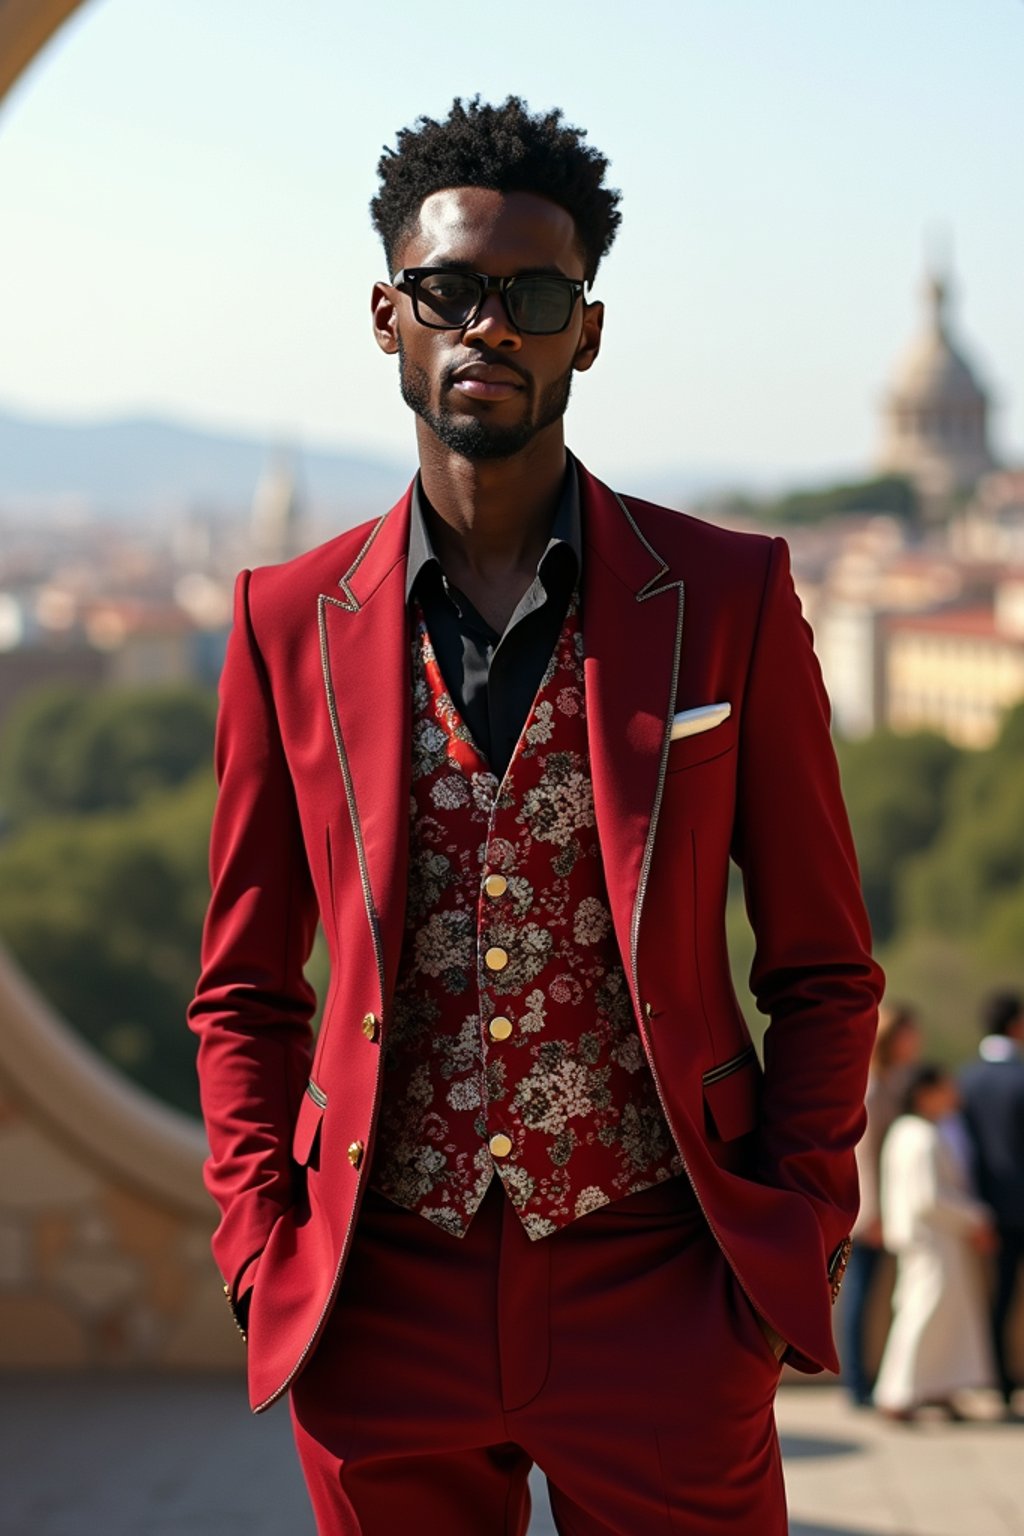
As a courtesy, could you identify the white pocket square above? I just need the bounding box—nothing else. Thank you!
[670,702,731,741]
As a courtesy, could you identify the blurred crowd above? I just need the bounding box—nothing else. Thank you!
[841,993,1024,1422]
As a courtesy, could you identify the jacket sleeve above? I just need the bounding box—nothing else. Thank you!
[731,537,883,1275]
[188,568,319,1305]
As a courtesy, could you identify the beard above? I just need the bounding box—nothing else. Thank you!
[399,341,574,461]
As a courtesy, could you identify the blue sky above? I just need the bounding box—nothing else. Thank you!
[0,0,1020,486]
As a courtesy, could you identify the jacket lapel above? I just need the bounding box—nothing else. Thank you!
[318,464,684,1021]
[579,464,685,1013]
[319,487,413,1006]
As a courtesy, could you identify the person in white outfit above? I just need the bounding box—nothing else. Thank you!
[874,1063,997,1420]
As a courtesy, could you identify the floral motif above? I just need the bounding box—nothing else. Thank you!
[573,896,613,946]
[414,910,474,982]
[370,595,681,1239]
[518,753,595,846]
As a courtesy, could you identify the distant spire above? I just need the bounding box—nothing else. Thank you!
[923,224,953,335]
[251,446,304,564]
[925,270,949,337]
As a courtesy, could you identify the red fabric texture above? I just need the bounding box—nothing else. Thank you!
[290,1178,787,1536]
[370,596,680,1238]
[189,461,883,1412]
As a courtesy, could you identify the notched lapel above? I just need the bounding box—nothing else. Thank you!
[580,470,685,1010]
[319,490,413,1006]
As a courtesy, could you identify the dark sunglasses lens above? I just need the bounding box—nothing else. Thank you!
[506,277,575,333]
[415,271,481,328]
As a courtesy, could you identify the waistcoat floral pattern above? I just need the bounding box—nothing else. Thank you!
[369,594,682,1240]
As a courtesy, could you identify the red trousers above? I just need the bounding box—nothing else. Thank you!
[289,1176,787,1534]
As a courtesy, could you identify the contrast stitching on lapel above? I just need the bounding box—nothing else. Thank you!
[317,593,386,1005]
[629,580,686,1010]
[251,594,396,1412]
[611,491,677,602]
[335,514,388,612]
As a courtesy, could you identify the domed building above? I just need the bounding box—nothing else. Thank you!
[876,268,996,512]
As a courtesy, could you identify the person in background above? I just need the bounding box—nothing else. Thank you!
[960,990,1024,1416]
[873,1063,996,1421]
[842,1003,922,1406]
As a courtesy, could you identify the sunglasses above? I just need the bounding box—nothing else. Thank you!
[391,267,587,336]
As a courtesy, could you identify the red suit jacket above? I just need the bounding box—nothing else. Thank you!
[190,461,882,1413]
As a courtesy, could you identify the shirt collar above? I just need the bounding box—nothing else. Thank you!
[405,454,582,604]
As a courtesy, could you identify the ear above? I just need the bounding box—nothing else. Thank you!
[572,300,604,374]
[372,282,399,356]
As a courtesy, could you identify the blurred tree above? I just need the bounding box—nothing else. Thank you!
[758,476,917,524]
[836,730,960,943]
[0,773,215,1113]
[897,704,1024,959]
[0,682,216,824]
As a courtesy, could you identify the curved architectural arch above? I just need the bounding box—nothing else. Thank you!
[0,941,208,1216]
[0,0,90,108]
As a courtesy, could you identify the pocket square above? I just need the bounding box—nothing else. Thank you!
[670,702,731,741]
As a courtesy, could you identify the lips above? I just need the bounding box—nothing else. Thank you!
[451,362,525,386]
[449,361,527,400]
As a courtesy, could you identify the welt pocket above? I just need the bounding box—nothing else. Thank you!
[702,1047,760,1141]
[292,1079,327,1167]
[666,719,737,773]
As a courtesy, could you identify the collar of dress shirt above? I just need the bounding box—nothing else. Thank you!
[405,454,582,608]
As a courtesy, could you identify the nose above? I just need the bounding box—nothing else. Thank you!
[462,290,522,350]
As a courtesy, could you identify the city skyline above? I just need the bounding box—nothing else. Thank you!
[0,0,1020,484]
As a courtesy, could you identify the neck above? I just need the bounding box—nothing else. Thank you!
[415,421,567,582]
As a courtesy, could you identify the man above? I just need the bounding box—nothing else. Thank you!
[190,97,882,1535]
[960,990,1024,1414]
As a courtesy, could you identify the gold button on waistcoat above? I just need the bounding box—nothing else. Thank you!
[483,873,508,899]
[361,1011,379,1041]
[489,1133,513,1158]
[347,1140,364,1168]
[484,946,509,972]
[489,1016,513,1041]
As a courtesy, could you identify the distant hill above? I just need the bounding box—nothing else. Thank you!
[0,401,851,518]
[0,404,412,517]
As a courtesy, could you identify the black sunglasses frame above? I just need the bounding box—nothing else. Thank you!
[391,267,588,335]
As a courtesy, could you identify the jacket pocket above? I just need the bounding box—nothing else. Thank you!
[702,1047,760,1141]
[666,715,738,773]
[292,1080,327,1167]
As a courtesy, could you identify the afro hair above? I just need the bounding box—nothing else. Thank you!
[371,95,621,284]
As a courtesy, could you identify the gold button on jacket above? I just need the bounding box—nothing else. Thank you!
[361,1012,379,1041]
[489,1016,513,1041]
[489,1133,513,1158]
[347,1140,364,1168]
[484,946,509,971]
[483,873,508,899]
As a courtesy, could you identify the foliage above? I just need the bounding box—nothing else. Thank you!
[835,730,960,944]
[757,475,918,525]
[0,773,216,1114]
[0,682,216,825]
[896,703,1024,962]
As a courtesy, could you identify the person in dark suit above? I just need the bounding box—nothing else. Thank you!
[190,96,882,1534]
[960,990,1024,1413]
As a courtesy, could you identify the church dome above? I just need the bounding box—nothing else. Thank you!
[888,275,987,408]
[876,266,996,510]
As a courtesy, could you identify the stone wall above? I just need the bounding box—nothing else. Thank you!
[0,945,242,1370]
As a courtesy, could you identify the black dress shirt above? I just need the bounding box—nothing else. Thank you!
[406,461,582,780]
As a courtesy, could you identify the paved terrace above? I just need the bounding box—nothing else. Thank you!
[1,1378,1021,1535]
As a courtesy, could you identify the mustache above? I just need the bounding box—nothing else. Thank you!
[442,352,532,390]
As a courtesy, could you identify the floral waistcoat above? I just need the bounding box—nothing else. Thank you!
[369,594,682,1240]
